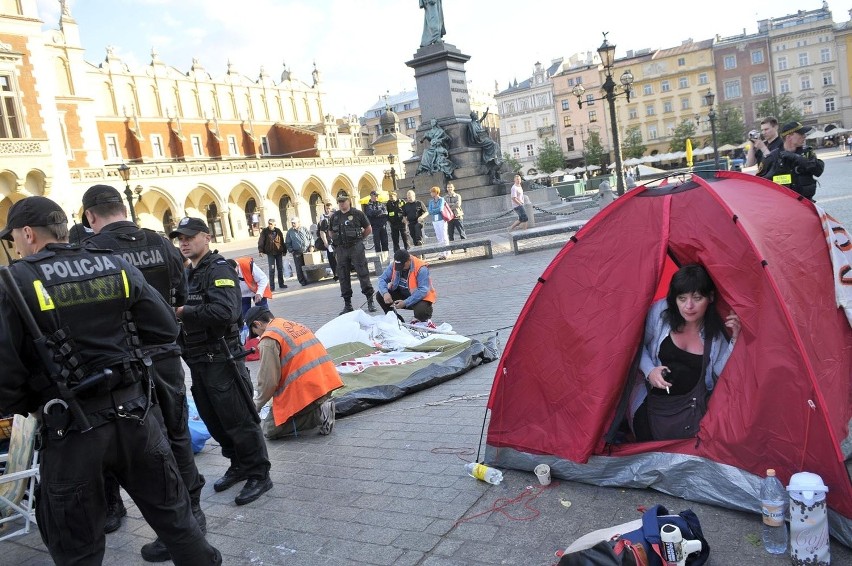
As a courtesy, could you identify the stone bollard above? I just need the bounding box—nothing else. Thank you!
[598,181,614,210]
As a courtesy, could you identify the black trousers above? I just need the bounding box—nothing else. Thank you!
[292,252,308,285]
[371,223,389,252]
[104,354,205,511]
[36,403,220,566]
[266,253,285,289]
[408,222,423,246]
[376,289,433,322]
[390,223,409,252]
[334,241,374,301]
[448,218,467,240]
[187,357,270,479]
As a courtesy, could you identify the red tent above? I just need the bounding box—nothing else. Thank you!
[485,171,852,545]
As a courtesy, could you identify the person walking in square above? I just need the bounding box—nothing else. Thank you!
[257,219,287,291]
[285,217,313,286]
[244,306,342,439]
[427,186,449,260]
[385,190,409,253]
[444,183,466,241]
[172,217,273,508]
[508,174,529,232]
[365,190,390,263]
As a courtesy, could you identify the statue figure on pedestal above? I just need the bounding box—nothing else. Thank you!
[416,119,455,180]
[419,0,446,47]
[467,109,503,183]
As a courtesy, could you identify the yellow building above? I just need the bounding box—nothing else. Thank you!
[618,39,716,156]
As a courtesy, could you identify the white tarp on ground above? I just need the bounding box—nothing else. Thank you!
[316,311,499,416]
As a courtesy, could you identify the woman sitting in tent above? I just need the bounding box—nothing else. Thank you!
[631,264,741,441]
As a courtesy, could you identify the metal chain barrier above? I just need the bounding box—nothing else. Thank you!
[529,201,600,217]
[462,208,517,229]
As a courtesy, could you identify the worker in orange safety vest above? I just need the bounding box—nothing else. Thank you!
[228,257,273,316]
[244,306,343,439]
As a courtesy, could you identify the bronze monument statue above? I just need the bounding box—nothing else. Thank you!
[419,0,446,47]
[467,109,503,183]
[416,119,455,180]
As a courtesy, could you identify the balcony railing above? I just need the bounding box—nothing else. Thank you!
[68,155,386,183]
[537,125,556,137]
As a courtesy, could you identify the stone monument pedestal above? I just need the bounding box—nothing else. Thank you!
[403,42,507,212]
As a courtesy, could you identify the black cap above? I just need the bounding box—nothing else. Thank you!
[781,121,812,137]
[245,305,272,337]
[337,194,350,202]
[0,196,68,241]
[370,190,378,196]
[81,184,125,227]
[394,249,410,265]
[168,217,210,238]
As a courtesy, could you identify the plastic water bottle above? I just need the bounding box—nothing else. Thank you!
[239,322,249,345]
[760,468,788,554]
[465,462,503,485]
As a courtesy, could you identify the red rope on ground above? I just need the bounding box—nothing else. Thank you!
[454,482,559,526]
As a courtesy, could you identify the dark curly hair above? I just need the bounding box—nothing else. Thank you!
[663,264,723,338]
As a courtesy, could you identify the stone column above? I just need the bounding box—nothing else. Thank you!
[220,210,232,242]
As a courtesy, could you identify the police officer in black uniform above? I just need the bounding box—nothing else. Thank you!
[171,217,273,506]
[364,190,390,260]
[385,190,409,253]
[0,196,220,565]
[757,121,825,200]
[81,185,206,561]
[330,194,376,315]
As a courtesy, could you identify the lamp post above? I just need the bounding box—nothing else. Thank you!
[573,33,634,195]
[116,164,141,224]
[704,88,720,170]
[385,154,398,193]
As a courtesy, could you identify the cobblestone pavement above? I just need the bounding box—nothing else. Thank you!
[5,155,852,564]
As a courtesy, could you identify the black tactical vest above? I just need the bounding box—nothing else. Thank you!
[330,209,364,247]
[183,253,240,352]
[13,246,141,384]
[90,227,175,305]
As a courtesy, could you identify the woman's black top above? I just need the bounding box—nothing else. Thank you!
[650,335,703,396]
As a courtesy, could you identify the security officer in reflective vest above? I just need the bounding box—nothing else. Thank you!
[0,197,220,565]
[329,194,376,315]
[757,121,825,200]
[171,217,273,506]
[82,184,206,561]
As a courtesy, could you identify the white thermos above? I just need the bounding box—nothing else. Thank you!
[787,471,830,565]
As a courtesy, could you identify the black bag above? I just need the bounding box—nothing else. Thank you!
[314,236,326,251]
[560,505,709,566]
[559,539,647,565]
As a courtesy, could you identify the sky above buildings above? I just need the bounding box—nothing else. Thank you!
[42,0,837,118]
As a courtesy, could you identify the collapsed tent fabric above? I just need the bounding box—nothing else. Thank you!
[315,311,499,417]
[484,171,852,546]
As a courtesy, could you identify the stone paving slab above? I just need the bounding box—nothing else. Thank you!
[5,160,852,564]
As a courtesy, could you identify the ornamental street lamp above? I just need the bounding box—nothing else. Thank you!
[704,88,720,170]
[573,33,634,196]
[116,164,143,224]
[384,154,398,193]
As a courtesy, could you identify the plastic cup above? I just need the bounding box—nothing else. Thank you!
[534,464,551,486]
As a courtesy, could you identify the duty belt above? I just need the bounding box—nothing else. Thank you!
[41,380,149,439]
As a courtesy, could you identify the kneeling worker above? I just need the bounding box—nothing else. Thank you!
[244,306,343,439]
[375,249,437,325]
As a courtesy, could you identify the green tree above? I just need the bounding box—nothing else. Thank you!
[583,131,605,167]
[669,119,697,153]
[622,126,646,159]
[502,152,523,174]
[715,102,746,146]
[535,138,565,174]
[754,94,803,126]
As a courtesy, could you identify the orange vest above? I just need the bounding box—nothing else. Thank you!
[236,257,272,299]
[261,318,344,425]
[390,256,437,303]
